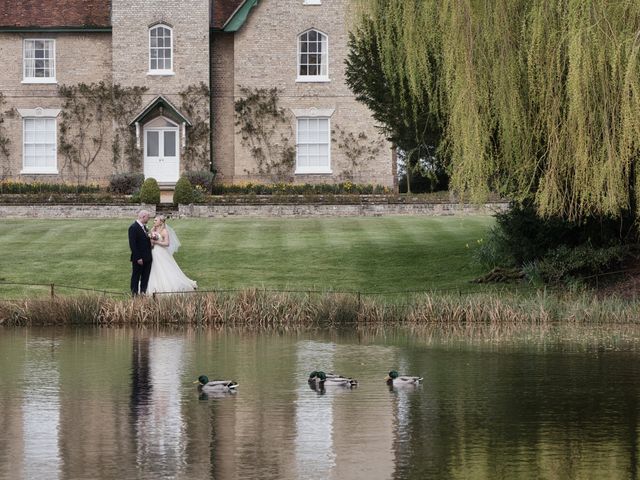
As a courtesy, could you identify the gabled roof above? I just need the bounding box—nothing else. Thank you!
[129,95,193,127]
[211,0,246,30]
[0,0,111,29]
[0,0,254,32]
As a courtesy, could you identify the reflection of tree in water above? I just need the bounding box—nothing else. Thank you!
[390,349,640,479]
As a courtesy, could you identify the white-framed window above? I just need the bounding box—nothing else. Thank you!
[23,39,56,83]
[149,24,173,75]
[296,117,331,174]
[297,29,328,82]
[22,116,58,174]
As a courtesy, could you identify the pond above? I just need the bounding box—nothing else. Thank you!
[1,324,640,480]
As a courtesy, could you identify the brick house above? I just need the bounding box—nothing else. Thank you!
[0,0,394,188]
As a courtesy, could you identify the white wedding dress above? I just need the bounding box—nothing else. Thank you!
[147,228,197,294]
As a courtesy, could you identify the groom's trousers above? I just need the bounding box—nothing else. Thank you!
[131,260,152,295]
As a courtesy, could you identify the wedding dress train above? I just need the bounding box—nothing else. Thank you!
[147,232,197,294]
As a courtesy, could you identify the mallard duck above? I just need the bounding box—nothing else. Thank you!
[195,375,238,393]
[385,370,423,387]
[308,371,358,388]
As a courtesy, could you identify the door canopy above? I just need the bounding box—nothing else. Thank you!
[130,95,192,150]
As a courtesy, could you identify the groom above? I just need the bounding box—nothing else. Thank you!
[128,209,153,295]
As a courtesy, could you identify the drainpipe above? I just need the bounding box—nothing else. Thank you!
[209,0,215,176]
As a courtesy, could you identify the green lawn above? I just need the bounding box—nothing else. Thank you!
[0,216,495,299]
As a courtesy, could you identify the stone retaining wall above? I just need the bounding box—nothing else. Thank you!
[0,202,509,218]
[179,202,509,218]
[0,204,156,219]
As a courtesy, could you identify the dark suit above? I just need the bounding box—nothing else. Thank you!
[128,221,153,295]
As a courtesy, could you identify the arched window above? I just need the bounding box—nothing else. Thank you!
[297,29,328,81]
[149,24,173,74]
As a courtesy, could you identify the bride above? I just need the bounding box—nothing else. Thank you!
[146,215,197,294]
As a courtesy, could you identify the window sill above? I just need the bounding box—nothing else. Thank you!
[147,71,175,76]
[295,169,332,175]
[296,77,330,83]
[20,169,59,175]
[21,78,57,84]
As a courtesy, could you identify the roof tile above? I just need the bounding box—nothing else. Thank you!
[0,0,111,28]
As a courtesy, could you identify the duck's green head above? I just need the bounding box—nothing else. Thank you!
[388,370,399,379]
[196,375,209,385]
[309,371,327,381]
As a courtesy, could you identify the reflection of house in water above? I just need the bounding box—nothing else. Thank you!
[0,331,27,480]
[130,334,188,478]
[22,337,62,480]
[295,341,337,478]
[294,341,396,480]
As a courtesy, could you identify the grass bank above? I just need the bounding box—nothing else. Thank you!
[0,216,496,299]
[1,290,639,327]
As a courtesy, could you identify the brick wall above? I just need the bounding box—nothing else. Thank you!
[111,0,210,178]
[0,33,114,184]
[225,0,394,186]
[211,33,235,182]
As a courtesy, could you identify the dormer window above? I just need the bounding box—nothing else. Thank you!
[23,39,56,83]
[149,25,173,75]
[297,29,328,82]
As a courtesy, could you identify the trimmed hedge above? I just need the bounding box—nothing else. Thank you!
[173,177,194,205]
[0,181,101,194]
[139,178,160,204]
[211,182,393,195]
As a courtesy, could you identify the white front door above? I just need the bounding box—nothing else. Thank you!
[144,127,179,183]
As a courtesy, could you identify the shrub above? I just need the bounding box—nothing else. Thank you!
[183,170,215,193]
[487,201,637,265]
[210,182,392,195]
[525,244,631,285]
[139,178,160,204]
[108,173,144,194]
[173,176,194,205]
[473,228,515,269]
[0,180,100,194]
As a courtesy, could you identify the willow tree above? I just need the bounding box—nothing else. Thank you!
[351,0,640,221]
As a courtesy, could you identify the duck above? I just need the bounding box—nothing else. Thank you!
[194,375,238,393]
[385,370,423,387]
[308,370,358,388]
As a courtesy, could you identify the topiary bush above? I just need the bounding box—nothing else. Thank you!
[183,170,215,193]
[173,176,194,205]
[139,177,160,204]
[108,173,144,194]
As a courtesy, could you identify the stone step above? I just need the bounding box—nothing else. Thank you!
[160,190,174,204]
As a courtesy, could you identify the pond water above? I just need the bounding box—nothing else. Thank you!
[1,324,640,480]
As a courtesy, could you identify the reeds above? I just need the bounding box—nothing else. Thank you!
[1,289,639,327]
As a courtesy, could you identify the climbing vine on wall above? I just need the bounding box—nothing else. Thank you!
[59,82,147,183]
[111,84,147,173]
[179,82,211,171]
[234,86,295,182]
[0,93,13,179]
[332,124,384,181]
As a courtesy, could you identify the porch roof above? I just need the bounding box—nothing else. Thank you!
[129,95,192,127]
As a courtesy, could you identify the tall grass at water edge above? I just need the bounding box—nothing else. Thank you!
[1,289,639,328]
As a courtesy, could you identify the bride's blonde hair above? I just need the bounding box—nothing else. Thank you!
[155,215,166,224]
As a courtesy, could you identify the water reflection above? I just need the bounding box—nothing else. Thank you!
[130,334,187,478]
[1,324,640,479]
[23,336,61,480]
[295,341,336,479]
